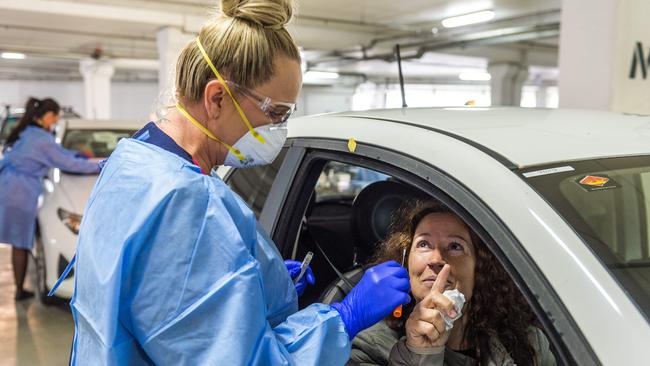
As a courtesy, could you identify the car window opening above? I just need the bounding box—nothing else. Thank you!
[227,153,564,364]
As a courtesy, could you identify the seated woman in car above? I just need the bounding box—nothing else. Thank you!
[349,199,556,366]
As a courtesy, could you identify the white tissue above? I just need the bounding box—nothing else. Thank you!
[441,289,466,331]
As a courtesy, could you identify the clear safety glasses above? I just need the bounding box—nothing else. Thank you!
[225,80,296,126]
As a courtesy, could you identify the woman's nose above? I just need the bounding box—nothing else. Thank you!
[426,249,446,271]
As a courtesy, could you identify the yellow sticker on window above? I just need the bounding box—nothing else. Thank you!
[348,138,357,153]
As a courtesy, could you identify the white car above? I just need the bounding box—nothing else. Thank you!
[1,106,81,155]
[220,107,650,365]
[34,119,142,303]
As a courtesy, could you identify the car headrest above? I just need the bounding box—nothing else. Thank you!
[350,180,425,258]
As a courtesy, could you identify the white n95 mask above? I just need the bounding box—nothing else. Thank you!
[224,123,287,168]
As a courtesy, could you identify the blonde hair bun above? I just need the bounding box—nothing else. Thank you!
[221,0,294,29]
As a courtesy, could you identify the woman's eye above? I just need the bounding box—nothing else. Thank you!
[416,240,429,248]
[268,110,287,122]
[448,242,464,251]
[270,106,289,116]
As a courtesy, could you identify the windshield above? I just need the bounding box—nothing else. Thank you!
[522,156,650,320]
[316,162,389,202]
[0,117,19,144]
[63,129,136,158]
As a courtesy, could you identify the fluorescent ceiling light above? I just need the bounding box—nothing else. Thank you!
[442,10,495,28]
[459,72,492,81]
[304,71,340,80]
[1,52,26,60]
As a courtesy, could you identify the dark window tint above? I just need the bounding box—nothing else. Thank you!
[62,129,137,158]
[0,116,19,144]
[522,156,650,321]
[226,148,288,218]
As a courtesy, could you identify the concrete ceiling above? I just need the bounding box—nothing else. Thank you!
[0,0,561,82]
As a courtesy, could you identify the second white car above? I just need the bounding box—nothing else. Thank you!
[34,119,142,303]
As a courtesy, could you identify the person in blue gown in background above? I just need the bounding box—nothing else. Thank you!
[0,97,99,301]
[64,0,412,364]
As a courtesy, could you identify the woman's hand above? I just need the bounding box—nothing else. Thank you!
[405,264,458,348]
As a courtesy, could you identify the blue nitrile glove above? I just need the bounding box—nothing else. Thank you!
[285,259,315,297]
[330,261,411,339]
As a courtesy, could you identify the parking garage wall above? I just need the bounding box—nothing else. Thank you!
[0,80,158,121]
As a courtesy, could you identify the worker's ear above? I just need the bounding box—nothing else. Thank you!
[204,80,226,120]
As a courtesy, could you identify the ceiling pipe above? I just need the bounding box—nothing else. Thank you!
[306,9,560,67]
[309,22,559,67]
[363,9,560,50]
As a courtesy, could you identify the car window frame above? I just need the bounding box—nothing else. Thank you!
[517,156,650,325]
[258,145,306,233]
[264,137,597,366]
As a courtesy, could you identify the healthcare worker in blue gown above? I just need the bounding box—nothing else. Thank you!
[61,0,411,364]
[0,97,99,301]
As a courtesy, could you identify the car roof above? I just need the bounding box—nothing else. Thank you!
[293,107,650,168]
[63,119,144,131]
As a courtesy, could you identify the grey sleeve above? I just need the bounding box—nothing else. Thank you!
[529,327,557,366]
[350,345,382,366]
[350,321,403,366]
[350,330,389,366]
[388,340,445,366]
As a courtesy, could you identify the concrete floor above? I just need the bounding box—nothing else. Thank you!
[0,245,74,366]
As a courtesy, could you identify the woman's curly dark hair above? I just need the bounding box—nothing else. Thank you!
[372,199,538,365]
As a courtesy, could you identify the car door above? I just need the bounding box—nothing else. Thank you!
[245,136,602,365]
[223,147,298,225]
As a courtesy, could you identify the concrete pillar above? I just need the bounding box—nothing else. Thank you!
[156,27,194,99]
[79,58,114,120]
[559,0,650,114]
[536,86,548,109]
[530,74,548,108]
[488,62,528,106]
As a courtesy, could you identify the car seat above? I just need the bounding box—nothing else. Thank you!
[318,180,426,304]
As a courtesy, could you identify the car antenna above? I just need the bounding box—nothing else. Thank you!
[395,44,408,108]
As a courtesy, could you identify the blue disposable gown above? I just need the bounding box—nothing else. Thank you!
[70,138,351,365]
[0,126,99,249]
